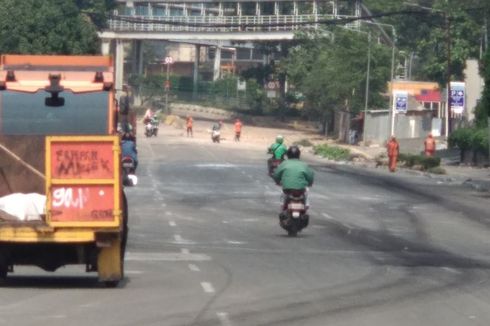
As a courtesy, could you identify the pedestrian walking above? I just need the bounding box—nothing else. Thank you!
[186,115,193,137]
[424,133,436,157]
[386,135,399,173]
[234,118,242,142]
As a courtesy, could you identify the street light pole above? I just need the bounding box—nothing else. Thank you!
[364,32,372,142]
[165,62,170,114]
[445,12,452,136]
[360,21,397,138]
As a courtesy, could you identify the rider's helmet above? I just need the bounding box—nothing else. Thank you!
[287,145,301,159]
[276,135,284,144]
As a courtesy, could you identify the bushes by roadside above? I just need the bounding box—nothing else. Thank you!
[314,144,350,161]
[398,153,441,171]
[448,127,489,164]
[293,139,314,147]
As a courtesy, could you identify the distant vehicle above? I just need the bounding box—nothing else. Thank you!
[145,116,159,137]
[211,129,221,143]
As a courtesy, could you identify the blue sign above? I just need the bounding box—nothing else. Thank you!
[450,82,465,114]
[394,91,408,113]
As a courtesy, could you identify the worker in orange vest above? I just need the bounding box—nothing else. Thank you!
[186,115,193,137]
[386,136,399,173]
[234,118,243,142]
[424,133,436,157]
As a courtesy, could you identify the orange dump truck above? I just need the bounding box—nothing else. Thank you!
[0,55,127,287]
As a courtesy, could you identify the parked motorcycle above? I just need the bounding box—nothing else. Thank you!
[211,129,220,143]
[121,156,138,186]
[145,117,159,137]
[279,189,309,237]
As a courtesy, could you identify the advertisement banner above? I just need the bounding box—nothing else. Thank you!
[393,91,408,114]
[450,82,465,114]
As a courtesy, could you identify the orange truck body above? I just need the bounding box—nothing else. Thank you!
[0,55,126,286]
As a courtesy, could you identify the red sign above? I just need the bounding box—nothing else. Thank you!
[50,185,114,222]
[51,142,114,179]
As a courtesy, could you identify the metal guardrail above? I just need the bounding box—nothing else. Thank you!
[108,14,355,33]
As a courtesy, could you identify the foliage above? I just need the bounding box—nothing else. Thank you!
[448,127,475,151]
[284,28,391,135]
[313,144,351,161]
[448,127,489,163]
[471,128,489,154]
[475,48,490,127]
[0,0,114,54]
[293,139,314,147]
[397,153,441,170]
[363,0,489,84]
[128,74,164,106]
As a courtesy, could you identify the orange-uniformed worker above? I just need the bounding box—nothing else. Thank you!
[234,118,243,142]
[186,115,193,137]
[386,136,399,172]
[424,133,436,157]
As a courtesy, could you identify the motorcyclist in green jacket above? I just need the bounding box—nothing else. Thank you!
[267,135,288,176]
[273,145,314,210]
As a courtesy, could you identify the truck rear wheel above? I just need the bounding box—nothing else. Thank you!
[105,280,119,288]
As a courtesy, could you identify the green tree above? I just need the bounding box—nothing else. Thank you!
[475,48,490,127]
[364,0,489,85]
[284,28,391,140]
[0,0,114,54]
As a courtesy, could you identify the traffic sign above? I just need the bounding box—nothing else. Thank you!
[164,80,171,90]
[164,56,173,64]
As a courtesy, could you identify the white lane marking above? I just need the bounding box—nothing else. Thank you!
[181,248,190,254]
[322,212,334,220]
[169,221,177,227]
[125,270,144,275]
[217,312,232,326]
[188,264,200,272]
[161,203,167,208]
[174,234,183,242]
[173,235,195,245]
[226,240,246,245]
[201,282,215,294]
[442,267,461,274]
[165,211,173,216]
[126,252,211,262]
[196,163,235,168]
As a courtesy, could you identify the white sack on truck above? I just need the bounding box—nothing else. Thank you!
[0,193,46,221]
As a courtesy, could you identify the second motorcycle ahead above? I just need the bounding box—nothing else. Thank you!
[211,121,223,143]
[145,116,159,137]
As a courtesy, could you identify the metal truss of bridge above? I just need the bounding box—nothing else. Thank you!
[100,0,362,95]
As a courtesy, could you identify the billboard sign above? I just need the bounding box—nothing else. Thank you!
[450,82,465,114]
[393,91,408,114]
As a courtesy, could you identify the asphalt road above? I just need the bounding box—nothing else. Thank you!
[1,125,490,326]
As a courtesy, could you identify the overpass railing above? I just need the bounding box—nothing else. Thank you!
[108,14,356,33]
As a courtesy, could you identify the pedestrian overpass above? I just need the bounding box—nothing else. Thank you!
[99,0,362,92]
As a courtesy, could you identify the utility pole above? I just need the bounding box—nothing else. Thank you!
[164,56,173,114]
[364,32,372,142]
[360,21,397,138]
[446,11,452,136]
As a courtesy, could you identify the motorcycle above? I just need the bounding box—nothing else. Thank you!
[268,158,283,177]
[145,117,159,137]
[211,129,220,143]
[121,156,138,186]
[279,189,309,237]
